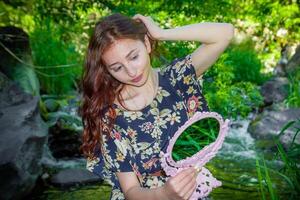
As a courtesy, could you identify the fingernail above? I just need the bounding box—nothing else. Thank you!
[194,166,201,173]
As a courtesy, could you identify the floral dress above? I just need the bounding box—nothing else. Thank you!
[86,54,209,200]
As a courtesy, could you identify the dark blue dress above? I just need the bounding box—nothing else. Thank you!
[86,54,209,200]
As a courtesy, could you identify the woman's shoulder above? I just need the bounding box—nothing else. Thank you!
[159,54,192,75]
[158,54,197,87]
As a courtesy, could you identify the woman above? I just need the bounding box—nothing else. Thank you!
[80,13,234,200]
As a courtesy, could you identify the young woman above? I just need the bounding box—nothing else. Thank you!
[80,13,234,200]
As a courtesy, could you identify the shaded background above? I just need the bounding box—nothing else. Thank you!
[0,0,299,199]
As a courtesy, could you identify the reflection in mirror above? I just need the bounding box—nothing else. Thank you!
[172,117,220,162]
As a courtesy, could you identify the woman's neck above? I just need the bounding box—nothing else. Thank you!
[117,68,159,111]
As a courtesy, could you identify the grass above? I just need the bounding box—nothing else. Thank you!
[172,117,219,161]
[255,119,300,200]
[285,68,300,108]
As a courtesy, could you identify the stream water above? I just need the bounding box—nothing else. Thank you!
[28,113,293,200]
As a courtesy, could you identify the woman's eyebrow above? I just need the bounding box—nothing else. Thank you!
[108,48,137,68]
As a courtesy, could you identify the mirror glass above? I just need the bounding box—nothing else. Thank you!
[171,117,220,162]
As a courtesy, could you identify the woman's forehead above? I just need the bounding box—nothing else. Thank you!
[102,38,142,61]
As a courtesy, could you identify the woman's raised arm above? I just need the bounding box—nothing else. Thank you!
[133,14,235,78]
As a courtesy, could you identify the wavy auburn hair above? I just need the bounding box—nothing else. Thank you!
[79,13,157,159]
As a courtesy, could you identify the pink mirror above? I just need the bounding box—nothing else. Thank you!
[171,116,220,162]
[160,111,230,199]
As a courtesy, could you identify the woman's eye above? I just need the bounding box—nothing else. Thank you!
[131,55,138,60]
[113,66,122,72]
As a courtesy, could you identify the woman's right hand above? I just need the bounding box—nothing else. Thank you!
[132,14,164,40]
[160,167,198,200]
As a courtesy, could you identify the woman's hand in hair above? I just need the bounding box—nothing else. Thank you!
[132,14,164,41]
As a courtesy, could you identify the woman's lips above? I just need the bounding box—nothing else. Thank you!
[131,73,143,83]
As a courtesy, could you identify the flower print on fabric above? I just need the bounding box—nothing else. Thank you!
[161,54,209,118]
[187,95,201,114]
[86,54,209,200]
[166,112,181,125]
[156,86,170,103]
[123,111,143,122]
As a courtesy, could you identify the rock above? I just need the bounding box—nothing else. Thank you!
[41,144,86,171]
[50,168,102,188]
[260,77,289,105]
[274,44,300,76]
[48,120,82,159]
[44,98,60,112]
[0,26,40,96]
[248,108,300,149]
[0,72,48,200]
[46,94,83,159]
[286,44,300,74]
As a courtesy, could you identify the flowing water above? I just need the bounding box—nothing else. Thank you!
[209,114,291,199]
[29,113,293,200]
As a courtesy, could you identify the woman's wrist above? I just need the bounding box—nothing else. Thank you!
[155,185,169,200]
[157,29,168,41]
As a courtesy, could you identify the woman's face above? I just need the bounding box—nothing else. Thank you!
[102,36,152,87]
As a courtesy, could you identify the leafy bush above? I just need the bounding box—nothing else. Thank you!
[226,39,267,85]
[203,41,265,119]
[205,81,263,119]
[30,18,82,95]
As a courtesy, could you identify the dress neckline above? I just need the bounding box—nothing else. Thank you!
[113,70,161,113]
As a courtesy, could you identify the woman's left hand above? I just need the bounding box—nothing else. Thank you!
[132,14,164,40]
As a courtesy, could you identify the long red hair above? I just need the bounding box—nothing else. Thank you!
[79,13,157,159]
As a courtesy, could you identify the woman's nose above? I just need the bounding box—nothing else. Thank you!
[126,67,137,77]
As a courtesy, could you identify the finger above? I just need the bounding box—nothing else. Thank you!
[180,169,198,188]
[173,167,195,182]
[174,175,196,200]
[172,168,197,191]
[183,181,197,200]
[132,14,144,20]
[146,32,155,40]
[181,178,197,198]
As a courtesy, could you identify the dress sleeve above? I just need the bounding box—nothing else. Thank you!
[161,54,209,116]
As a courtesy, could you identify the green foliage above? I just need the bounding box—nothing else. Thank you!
[205,81,263,119]
[274,120,300,193]
[285,68,300,108]
[226,39,267,85]
[256,119,300,200]
[40,94,83,132]
[30,18,81,94]
[0,1,35,33]
[172,117,219,161]
[35,184,111,200]
[203,41,265,119]
[256,156,279,200]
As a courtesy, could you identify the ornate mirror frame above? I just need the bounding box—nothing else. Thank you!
[160,111,230,199]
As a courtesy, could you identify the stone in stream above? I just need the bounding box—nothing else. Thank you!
[260,77,289,106]
[44,93,83,159]
[285,44,300,74]
[50,168,102,188]
[0,72,48,200]
[248,108,300,149]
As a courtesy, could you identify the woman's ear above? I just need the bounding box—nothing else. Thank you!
[144,34,151,54]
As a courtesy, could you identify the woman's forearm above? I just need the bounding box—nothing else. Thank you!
[159,22,234,43]
[125,185,168,200]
